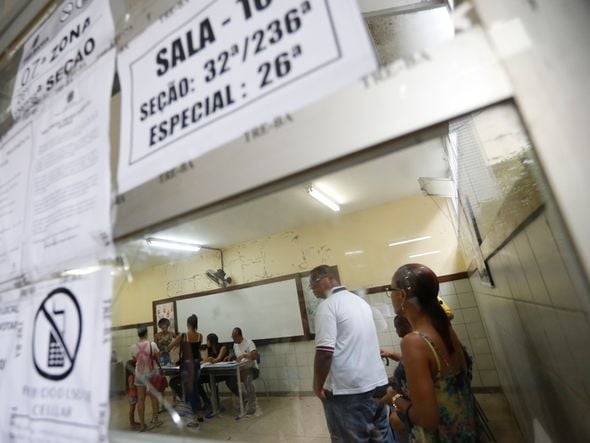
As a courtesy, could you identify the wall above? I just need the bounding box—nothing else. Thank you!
[473,0,590,289]
[112,194,465,326]
[470,210,590,442]
[111,325,153,368]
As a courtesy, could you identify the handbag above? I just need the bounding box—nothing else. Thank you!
[149,343,168,392]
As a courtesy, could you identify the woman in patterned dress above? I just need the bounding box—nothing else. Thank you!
[389,264,477,443]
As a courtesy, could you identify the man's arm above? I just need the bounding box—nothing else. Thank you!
[237,340,258,361]
[313,301,336,401]
[313,350,333,400]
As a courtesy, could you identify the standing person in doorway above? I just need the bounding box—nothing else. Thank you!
[225,327,259,416]
[155,318,176,408]
[310,264,393,443]
[130,326,161,432]
[389,263,477,442]
[169,314,204,428]
[155,317,176,366]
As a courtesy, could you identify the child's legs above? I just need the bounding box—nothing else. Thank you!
[136,386,146,426]
[149,391,159,422]
[128,400,137,425]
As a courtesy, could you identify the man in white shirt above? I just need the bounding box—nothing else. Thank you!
[311,265,393,442]
[226,327,258,415]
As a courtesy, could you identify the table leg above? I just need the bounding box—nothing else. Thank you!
[210,373,220,416]
[237,366,244,417]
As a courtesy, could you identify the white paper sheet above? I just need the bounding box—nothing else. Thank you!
[22,50,116,279]
[0,123,34,284]
[11,0,114,119]
[0,270,112,443]
[117,0,377,193]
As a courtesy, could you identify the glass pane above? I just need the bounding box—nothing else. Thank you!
[109,99,589,442]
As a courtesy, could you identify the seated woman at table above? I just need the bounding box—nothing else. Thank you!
[198,333,229,410]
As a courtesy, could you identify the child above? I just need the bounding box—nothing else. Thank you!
[126,360,139,429]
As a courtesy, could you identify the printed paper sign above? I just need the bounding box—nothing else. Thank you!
[11,0,114,119]
[0,270,112,443]
[117,0,377,192]
[21,50,116,279]
[0,123,34,284]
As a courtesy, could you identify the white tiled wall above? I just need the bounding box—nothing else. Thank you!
[438,279,498,387]
[111,325,154,364]
[471,212,590,442]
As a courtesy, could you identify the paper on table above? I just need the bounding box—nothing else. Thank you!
[21,51,116,279]
[211,361,238,367]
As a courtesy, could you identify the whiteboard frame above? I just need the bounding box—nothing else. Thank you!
[152,272,315,345]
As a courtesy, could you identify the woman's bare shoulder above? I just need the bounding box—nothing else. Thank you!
[401,331,428,352]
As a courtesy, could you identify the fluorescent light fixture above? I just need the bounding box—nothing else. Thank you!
[63,265,102,276]
[409,250,440,258]
[344,250,364,256]
[307,186,340,212]
[146,237,202,252]
[388,236,431,247]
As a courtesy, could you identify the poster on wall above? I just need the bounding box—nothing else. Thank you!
[117,0,377,192]
[0,122,34,284]
[10,0,115,119]
[0,270,112,443]
[21,50,116,279]
[154,300,176,333]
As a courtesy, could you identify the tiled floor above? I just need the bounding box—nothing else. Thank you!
[476,392,524,443]
[109,391,523,442]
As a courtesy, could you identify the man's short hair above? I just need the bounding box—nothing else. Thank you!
[310,265,338,281]
[233,327,243,336]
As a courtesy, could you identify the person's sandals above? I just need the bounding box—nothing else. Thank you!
[186,420,200,429]
[138,423,154,432]
[150,418,163,427]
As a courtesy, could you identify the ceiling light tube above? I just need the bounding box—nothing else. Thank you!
[63,265,103,276]
[344,250,364,256]
[307,186,340,212]
[146,237,202,252]
[409,250,440,258]
[388,235,431,247]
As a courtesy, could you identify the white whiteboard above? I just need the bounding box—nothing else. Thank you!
[175,278,304,343]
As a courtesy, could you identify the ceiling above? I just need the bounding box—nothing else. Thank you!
[118,136,450,272]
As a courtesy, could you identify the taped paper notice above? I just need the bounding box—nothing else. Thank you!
[22,51,116,279]
[0,123,34,284]
[117,0,377,192]
[11,0,114,119]
[0,270,113,443]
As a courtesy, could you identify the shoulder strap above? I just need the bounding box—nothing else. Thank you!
[136,342,153,368]
[413,331,443,377]
[148,342,155,371]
